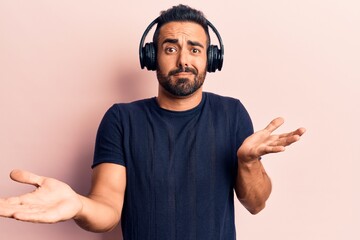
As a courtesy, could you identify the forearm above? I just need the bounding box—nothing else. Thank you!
[235,158,272,214]
[74,194,122,232]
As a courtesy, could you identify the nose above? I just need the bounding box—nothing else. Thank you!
[177,49,188,69]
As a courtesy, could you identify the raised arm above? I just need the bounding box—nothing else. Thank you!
[0,163,126,233]
[235,117,305,214]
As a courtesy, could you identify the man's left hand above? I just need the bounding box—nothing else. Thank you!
[237,117,306,163]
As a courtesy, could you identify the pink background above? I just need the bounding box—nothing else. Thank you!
[1,0,359,239]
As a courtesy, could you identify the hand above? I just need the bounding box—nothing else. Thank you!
[0,170,82,223]
[237,117,306,162]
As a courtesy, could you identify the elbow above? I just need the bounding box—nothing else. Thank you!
[246,203,265,215]
[239,197,267,215]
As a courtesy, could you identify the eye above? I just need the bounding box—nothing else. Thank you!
[191,48,201,54]
[165,47,177,54]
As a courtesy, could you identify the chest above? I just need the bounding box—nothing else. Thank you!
[122,110,238,193]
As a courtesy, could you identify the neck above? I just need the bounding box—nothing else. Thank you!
[156,86,203,111]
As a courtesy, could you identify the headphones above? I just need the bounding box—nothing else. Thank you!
[139,17,224,72]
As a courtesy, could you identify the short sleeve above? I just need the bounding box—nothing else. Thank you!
[92,104,126,168]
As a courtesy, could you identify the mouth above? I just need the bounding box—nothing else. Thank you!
[173,72,194,77]
[169,67,198,77]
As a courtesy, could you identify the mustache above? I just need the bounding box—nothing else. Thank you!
[168,67,198,76]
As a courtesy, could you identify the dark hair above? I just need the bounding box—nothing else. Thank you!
[153,4,210,48]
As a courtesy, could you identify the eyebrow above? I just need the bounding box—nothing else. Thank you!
[162,38,178,45]
[162,38,205,48]
[188,40,204,48]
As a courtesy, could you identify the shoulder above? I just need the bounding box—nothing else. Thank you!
[204,92,246,112]
[106,97,155,116]
[99,98,156,127]
[204,91,253,127]
[113,98,155,111]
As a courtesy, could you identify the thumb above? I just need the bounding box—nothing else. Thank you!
[10,169,44,187]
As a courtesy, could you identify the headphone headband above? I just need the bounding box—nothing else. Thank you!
[139,17,224,72]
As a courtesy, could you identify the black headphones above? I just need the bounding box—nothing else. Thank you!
[139,17,224,72]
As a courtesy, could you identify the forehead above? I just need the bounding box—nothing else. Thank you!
[158,21,207,43]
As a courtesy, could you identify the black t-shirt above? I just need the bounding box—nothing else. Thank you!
[93,92,254,240]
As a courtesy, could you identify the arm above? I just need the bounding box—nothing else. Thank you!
[75,163,126,232]
[0,163,126,233]
[234,117,305,214]
[235,158,272,214]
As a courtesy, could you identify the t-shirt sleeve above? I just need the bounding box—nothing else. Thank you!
[92,104,126,168]
[236,100,254,148]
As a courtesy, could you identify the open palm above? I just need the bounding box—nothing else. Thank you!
[0,170,82,223]
[237,117,306,162]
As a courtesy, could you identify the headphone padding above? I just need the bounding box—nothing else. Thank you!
[144,43,157,71]
[208,45,220,72]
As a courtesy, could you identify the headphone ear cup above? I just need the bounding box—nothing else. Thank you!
[207,45,219,72]
[143,42,157,71]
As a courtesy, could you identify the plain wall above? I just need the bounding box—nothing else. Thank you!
[0,0,359,239]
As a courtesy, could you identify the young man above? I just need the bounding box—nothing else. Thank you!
[0,5,305,240]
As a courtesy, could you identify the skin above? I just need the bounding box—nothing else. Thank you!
[236,117,305,214]
[155,21,207,111]
[0,21,305,230]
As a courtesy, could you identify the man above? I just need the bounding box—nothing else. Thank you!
[0,4,305,240]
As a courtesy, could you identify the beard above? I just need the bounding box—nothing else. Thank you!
[157,66,206,97]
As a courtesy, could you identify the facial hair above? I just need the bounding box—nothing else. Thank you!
[157,66,207,97]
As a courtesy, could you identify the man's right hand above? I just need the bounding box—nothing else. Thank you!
[0,169,82,223]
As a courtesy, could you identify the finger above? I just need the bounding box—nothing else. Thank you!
[272,135,300,147]
[1,196,22,205]
[297,127,306,136]
[264,117,284,133]
[0,200,36,217]
[264,145,285,154]
[10,170,44,188]
[1,192,40,206]
[278,127,306,138]
[290,127,306,137]
[5,191,46,205]
[2,206,58,223]
[13,206,63,223]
